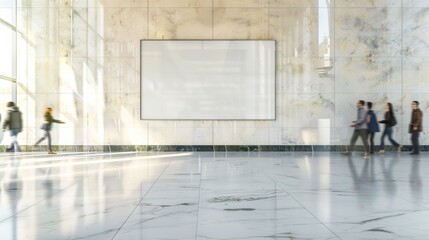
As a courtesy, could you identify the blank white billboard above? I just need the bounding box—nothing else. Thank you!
[140,40,275,120]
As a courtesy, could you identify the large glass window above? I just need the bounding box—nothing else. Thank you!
[0,0,14,25]
[0,23,14,78]
[0,0,16,102]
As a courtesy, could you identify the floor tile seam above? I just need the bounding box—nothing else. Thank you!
[393,195,429,210]
[0,152,100,159]
[271,178,429,211]
[0,156,169,173]
[0,151,122,161]
[274,184,343,240]
[0,152,144,166]
[0,157,123,168]
[249,159,343,240]
[0,178,84,224]
[5,151,152,160]
[110,159,174,240]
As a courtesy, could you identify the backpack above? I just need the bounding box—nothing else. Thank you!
[390,115,397,127]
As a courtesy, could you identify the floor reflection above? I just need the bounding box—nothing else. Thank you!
[2,156,22,240]
[410,156,423,204]
[0,152,428,239]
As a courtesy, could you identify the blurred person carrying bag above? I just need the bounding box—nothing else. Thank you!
[40,123,51,131]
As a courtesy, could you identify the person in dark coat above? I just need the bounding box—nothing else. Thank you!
[378,102,401,153]
[2,102,22,152]
[366,102,380,154]
[410,101,423,155]
[34,107,65,154]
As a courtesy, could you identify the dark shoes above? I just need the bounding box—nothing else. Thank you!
[5,147,21,152]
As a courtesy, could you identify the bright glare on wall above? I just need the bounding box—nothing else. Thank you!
[140,40,276,120]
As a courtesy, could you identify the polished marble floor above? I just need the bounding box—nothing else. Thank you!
[0,151,429,239]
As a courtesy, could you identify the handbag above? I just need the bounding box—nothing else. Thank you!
[40,123,51,131]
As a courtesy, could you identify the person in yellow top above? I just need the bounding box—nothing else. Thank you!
[34,107,65,154]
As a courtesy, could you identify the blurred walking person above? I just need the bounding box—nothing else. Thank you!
[342,100,369,157]
[34,107,65,154]
[409,101,423,155]
[366,102,379,154]
[2,102,22,152]
[378,103,401,153]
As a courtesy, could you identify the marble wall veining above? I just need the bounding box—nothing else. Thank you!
[9,0,429,147]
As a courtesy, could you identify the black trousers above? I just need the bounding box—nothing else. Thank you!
[349,129,369,153]
[367,132,375,153]
[411,132,420,153]
[35,130,52,151]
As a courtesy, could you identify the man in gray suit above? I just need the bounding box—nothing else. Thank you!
[342,100,369,157]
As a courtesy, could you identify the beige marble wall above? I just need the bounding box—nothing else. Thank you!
[14,0,429,146]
